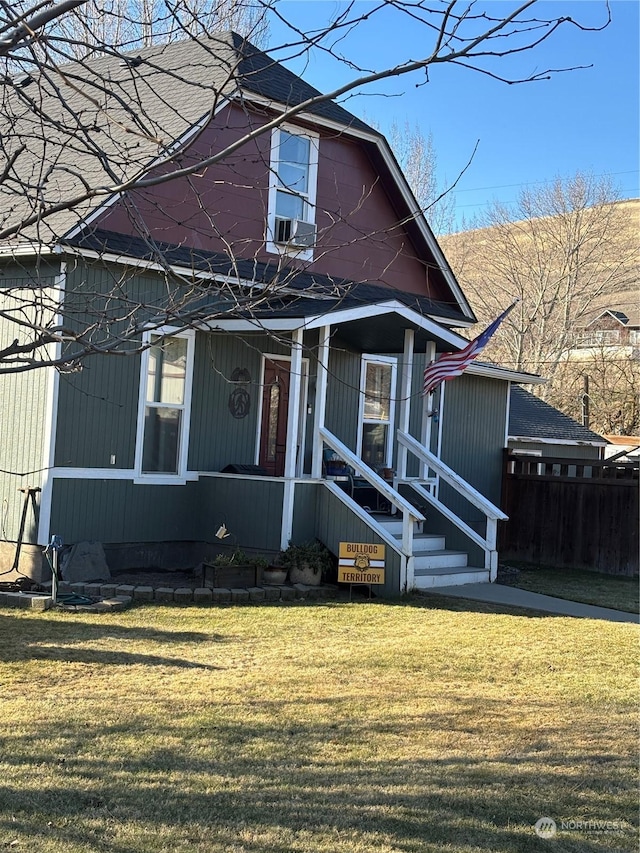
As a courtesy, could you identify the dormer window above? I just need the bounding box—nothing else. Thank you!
[267,126,318,258]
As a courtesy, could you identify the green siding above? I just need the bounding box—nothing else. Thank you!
[198,476,284,552]
[315,486,402,596]
[325,342,360,449]
[189,332,290,472]
[440,373,507,510]
[55,262,159,468]
[55,352,139,468]
[403,350,440,474]
[291,481,320,543]
[0,261,58,543]
[55,258,299,473]
[49,474,284,552]
[50,478,205,543]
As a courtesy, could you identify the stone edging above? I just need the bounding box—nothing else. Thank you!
[1,580,339,612]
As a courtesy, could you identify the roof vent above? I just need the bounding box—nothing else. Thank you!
[14,72,33,88]
[121,55,143,68]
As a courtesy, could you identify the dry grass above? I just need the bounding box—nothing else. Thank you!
[510,565,639,614]
[0,597,637,852]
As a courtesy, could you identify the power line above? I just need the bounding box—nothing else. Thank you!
[448,170,639,196]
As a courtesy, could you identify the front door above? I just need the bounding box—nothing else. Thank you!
[259,359,291,476]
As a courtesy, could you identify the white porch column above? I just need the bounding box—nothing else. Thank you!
[311,325,331,479]
[281,328,304,550]
[397,328,414,481]
[420,340,436,479]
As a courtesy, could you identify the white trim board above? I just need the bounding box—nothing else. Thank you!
[509,436,607,447]
[208,301,470,349]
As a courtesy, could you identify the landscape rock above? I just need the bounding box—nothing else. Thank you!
[60,542,112,584]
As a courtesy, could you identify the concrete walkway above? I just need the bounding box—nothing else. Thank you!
[423,583,639,624]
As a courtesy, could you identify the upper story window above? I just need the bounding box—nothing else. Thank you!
[134,328,195,483]
[267,127,319,259]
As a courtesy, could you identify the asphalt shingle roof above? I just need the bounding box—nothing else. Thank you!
[1,33,376,243]
[68,227,469,323]
[509,385,606,444]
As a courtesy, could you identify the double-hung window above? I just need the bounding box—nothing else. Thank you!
[135,328,195,483]
[358,356,397,470]
[267,126,318,257]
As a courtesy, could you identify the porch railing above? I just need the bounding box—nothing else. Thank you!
[319,427,425,591]
[397,430,508,579]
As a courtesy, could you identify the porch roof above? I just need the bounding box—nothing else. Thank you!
[64,227,473,351]
[207,296,470,352]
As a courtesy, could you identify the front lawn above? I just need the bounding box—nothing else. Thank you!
[510,565,639,614]
[0,598,637,852]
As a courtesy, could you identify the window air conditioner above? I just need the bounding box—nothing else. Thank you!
[274,217,316,248]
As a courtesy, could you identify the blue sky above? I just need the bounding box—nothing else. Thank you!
[267,1,639,228]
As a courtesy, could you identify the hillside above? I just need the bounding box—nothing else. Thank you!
[439,196,640,434]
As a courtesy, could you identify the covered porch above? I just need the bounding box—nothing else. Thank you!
[200,298,510,595]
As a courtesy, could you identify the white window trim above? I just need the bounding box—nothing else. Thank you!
[134,326,196,485]
[357,355,398,469]
[266,124,319,262]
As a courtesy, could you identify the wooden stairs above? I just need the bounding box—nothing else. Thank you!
[372,514,490,589]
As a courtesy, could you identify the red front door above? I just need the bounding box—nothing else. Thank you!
[259,359,291,476]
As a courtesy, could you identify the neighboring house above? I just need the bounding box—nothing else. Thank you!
[508,386,607,460]
[572,308,640,357]
[0,34,540,594]
[602,435,640,462]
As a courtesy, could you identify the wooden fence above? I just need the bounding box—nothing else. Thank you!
[499,451,639,576]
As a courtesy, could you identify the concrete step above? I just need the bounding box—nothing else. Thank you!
[374,517,421,536]
[413,567,490,589]
[391,533,446,552]
[414,549,468,570]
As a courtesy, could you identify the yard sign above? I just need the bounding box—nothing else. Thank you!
[338,542,385,585]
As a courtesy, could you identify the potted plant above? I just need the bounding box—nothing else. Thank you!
[262,561,288,586]
[279,541,333,587]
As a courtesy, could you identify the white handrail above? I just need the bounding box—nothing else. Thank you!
[397,429,507,578]
[397,430,507,521]
[323,480,408,555]
[320,427,424,591]
[320,427,425,523]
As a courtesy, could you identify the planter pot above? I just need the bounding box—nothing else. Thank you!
[202,562,263,588]
[263,567,288,585]
[289,563,323,586]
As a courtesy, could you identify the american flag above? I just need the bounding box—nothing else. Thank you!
[423,303,516,396]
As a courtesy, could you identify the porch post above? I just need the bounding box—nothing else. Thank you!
[397,328,414,481]
[311,325,331,479]
[281,328,303,550]
[420,341,436,479]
